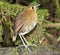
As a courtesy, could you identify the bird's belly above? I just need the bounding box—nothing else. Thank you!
[19,18,37,35]
[26,20,37,32]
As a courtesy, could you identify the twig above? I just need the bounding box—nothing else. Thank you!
[45,32,58,44]
[39,37,45,44]
[43,23,60,28]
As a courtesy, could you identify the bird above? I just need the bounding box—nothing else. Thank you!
[13,4,40,52]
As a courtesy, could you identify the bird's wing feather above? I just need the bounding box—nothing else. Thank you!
[14,12,27,35]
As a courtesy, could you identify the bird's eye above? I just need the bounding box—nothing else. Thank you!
[32,6,34,9]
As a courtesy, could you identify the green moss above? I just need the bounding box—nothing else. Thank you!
[0,2,25,18]
[0,2,49,46]
[55,8,60,18]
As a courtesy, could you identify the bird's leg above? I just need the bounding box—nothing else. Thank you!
[19,34,31,52]
[22,35,28,45]
[19,32,31,46]
[22,35,37,46]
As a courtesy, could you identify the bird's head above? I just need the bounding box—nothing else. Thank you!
[25,4,40,12]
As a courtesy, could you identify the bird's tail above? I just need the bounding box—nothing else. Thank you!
[12,35,17,42]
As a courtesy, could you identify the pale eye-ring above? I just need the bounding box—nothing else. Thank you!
[32,6,34,9]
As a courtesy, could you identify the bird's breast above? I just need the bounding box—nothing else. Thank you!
[29,17,37,30]
[18,12,37,35]
[21,17,37,33]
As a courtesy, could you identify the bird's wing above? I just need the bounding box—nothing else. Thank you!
[14,12,27,35]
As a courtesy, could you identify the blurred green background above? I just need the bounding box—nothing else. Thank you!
[0,0,60,47]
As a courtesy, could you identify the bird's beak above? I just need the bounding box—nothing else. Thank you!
[35,4,41,7]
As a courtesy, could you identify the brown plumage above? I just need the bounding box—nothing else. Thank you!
[14,5,37,35]
[13,4,40,52]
